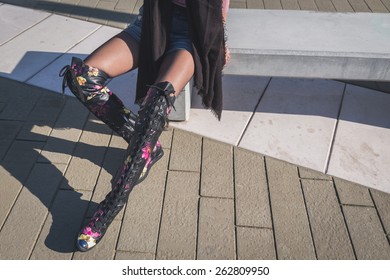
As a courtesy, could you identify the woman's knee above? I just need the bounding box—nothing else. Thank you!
[156,49,195,94]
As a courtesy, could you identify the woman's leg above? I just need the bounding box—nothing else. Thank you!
[120,49,195,189]
[117,49,195,195]
[85,31,139,77]
[61,32,164,188]
[75,49,195,252]
[60,32,140,142]
[154,49,195,96]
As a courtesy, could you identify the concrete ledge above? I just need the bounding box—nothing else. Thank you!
[226,52,390,80]
[224,9,390,81]
[168,78,192,121]
[177,10,390,121]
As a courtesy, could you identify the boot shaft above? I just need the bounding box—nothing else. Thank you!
[60,57,137,142]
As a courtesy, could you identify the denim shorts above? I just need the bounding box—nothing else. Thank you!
[123,5,193,54]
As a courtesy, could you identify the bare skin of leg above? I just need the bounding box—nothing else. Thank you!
[155,49,195,96]
[84,31,140,78]
[85,31,193,94]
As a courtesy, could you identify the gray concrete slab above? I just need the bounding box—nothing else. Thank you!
[297,0,318,11]
[365,0,389,12]
[225,9,390,81]
[284,0,303,10]
[159,128,173,150]
[315,0,336,11]
[302,179,355,259]
[201,138,234,199]
[197,197,236,260]
[299,166,332,180]
[333,177,374,207]
[156,171,199,260]
[169,129,202,172]
[343,205,390,259]
[266,157,316,259]
[264,0,283,9]
[348,0,372,12]
[236,227,276,260]
[331,0,354,12]
[382,0,390,12]
[234,147,272,228]
[370,189,390,235]
[247,0,265,9]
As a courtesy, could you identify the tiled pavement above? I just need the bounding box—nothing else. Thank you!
[2,0,390,192]
[0,0,390,260]
[0,77,389,260]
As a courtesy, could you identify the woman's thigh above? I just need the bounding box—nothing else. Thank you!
[84,31,140,78]
[85,6,144,77]
[155,49,195,95]
[155,5,195,94]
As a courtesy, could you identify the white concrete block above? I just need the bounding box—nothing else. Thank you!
[0,14,100,81]
[0,4,50,45]
[239,78,344,172]
[28,26,120,93]
[327,85,390,193]
[171,75,270,145]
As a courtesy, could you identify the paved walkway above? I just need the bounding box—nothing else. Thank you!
[0,0,389,260]
[2,0,390,192]
[1,77,389,260]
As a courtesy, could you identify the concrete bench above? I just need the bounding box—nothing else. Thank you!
[169,9,390,122]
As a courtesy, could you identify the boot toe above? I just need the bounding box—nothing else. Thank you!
[76,233,97,252]
[77,240,89,252]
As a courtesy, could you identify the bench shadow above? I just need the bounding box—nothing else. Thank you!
[2,48,390,130]
[191,74,390,130]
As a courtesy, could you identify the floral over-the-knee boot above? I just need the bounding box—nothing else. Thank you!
[76,81,176,252]
[59,57,163,184]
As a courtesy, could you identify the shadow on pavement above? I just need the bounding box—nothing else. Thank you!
[0,78,125,257]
